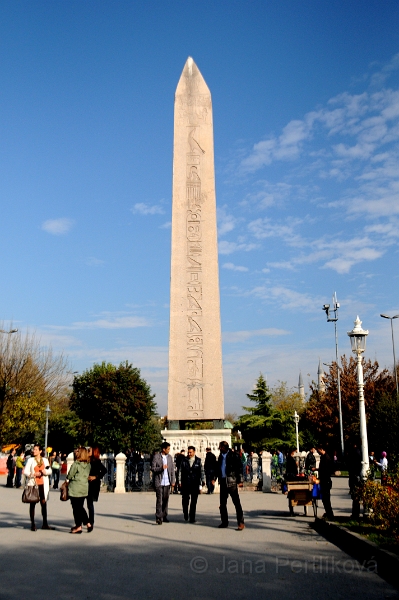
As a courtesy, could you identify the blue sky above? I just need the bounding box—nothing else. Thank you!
[1,1,398,416]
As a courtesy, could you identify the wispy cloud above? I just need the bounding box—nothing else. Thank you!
[222,262,248,272]
[223,328,290,343]
[249,286,325,312]
[217,206,238,236]
[85,257,106,267]
[49,315,150,330]
[218,241,258,255]
[42,218,74,235]
[131,203,165,215]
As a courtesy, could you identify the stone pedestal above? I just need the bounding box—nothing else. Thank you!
[162,429,231,462]
[262,451,272,493]
[114,452,126,494]
[251,453,259,486]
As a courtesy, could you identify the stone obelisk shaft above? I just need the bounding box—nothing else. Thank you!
[167,57,224,421]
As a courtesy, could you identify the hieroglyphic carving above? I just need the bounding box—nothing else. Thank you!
[183,87,206,418]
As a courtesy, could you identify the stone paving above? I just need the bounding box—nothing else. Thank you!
[0,476,397,600]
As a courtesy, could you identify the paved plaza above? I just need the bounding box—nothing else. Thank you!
[0,476,397,600]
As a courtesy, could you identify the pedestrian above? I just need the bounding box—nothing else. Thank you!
[316,445,334,520]
[179,446,204,523]
[241,449,248,482]
[50,451,62,489]
[285,449,298,481]
[347,442,362,519]
[277,449,284,476]
[369,450,376,480]
[86,446,107,532]
[374,451,388,472]
[204,447,217,494]
[23,443,54,531]
[174,449,185,494]
[6,448,16,487]
[212,441,245,530]
[151,442,175,524]
[15,450,25,488]
[66,446,92,534]
[305,447,316,475]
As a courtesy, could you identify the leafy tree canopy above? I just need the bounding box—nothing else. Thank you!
[0,327,69,445]
[70,361,162,453]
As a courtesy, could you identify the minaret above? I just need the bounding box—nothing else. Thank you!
[317,359,325,393]
[167,58,224,423]
[298,371,305,399]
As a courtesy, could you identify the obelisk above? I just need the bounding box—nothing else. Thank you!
[167,57,224,425]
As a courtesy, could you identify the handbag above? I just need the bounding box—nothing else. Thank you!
[22,481,40,504]
[60,481,69,501]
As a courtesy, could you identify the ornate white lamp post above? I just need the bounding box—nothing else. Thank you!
[347,316,370,479]
[294,410,299,453]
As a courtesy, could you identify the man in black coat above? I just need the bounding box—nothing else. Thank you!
[347,443,362,519]
[317,445,334,520]
[212,441,245,530]
[179,446,204,523]
[305,447,317,474]
[204,447,217,494]
[6,448,16,488]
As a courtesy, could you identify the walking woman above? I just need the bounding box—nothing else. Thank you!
[86,446,107,531]
[66,446,91,534]
[23,444,54,531]
[50,451,62,489]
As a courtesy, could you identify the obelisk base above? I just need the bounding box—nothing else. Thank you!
[161,429,231,463]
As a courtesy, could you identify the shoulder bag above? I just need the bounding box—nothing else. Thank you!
[60,480,69,501]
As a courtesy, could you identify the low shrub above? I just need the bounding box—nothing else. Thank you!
[358,467,399,539]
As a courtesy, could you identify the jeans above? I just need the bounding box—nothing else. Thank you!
[29,484,48,526]
[15,467,23,488]
[70,497,89,527]
[155,485,171,521]
[219,478,244,526]
[52,468,60,489]
[320,480,334,518]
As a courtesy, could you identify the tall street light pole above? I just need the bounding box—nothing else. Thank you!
[347,316,370,480]
[322,292,344,458]
[380,313,399,399]
[44,404,51,457]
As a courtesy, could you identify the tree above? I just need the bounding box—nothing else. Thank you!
[237,374,295,451]
[368,393,399,464]
[0,327,69,445]
[303,355,394,452]
[270,381,305,414]
[70,361,162,453]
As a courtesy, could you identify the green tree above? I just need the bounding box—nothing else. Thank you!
[70,361,162,453]
[237,374,284,450]
[368,392,399,465]
[0,328,69,446]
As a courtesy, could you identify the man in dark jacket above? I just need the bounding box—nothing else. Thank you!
[174,449,185,494]
[204,447,217,494]
[305,448,316,474]
[179,446,204,523]
[347,443,362,519]
[317,445,334,520]
[151,442,175,524]
[212,441,245,530]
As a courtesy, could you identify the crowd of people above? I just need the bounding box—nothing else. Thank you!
[3,440,390,532]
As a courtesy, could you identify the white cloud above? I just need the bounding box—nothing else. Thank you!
[85,257,105,267]
[218,240,258,255]
[131,203,164,215]
[49,315,150,330]
[159,221,171,229]
[222,262,248,272]
[217,206,237,236]
[249,285,325,312]
[223,328,290,343]
[42,218,74,235]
